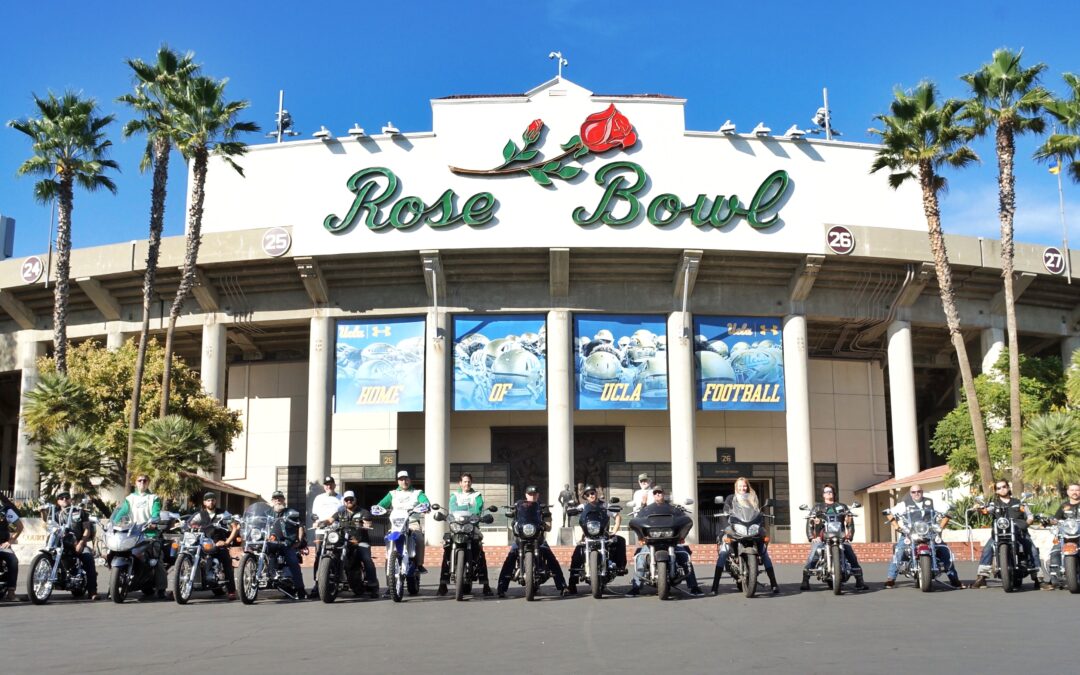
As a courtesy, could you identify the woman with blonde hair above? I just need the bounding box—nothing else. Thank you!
[710,477,778,595]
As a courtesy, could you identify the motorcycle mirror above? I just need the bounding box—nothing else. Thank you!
[851,501,861,509]
[799,504,810,511]
[610,497,620,504]
[714,496,725,505]
[487,505,498,512]
[481,514,495,524]
[431,504,442,511]
[433,511,446,522]
[1021,492,1033,500]
[684,498,694,506]
[762,498,773,508]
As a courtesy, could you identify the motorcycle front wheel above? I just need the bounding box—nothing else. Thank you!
[239,553,259,605]
[523,550,536,601]
[656,559,670,600]
[589,550,602,599]
[318,557,338,603]
[918,556,933,593]
[744,554,759,598]
[28,553,54,605]
[388,551,404,603]
[174,554,195,605]
[454,548,467,601]
[830,545,842,596]
[1066,556,1079,594]
[109,565,128,604]
[1000,544,1015,593]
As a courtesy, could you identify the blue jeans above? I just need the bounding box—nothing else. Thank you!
[804,540,860,573]
[979,536,1039,573]
[632,545,700,591]
[889,540,959,579]
[272,544,305,592]
[717,541,773,570]
[77,550,97,594]
[497,542,566,593]
[0,548,19,589]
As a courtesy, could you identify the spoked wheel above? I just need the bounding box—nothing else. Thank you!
[1066,556,1079,594]
[1000,544,1015,594]
[388,552,404,603]
[318,557,338,603]
[656,560,670,600]
[28,554,54,605]
[830,545,842,596]
[589,550,602,599]
[744,555,759,598]
[109,566,128,604]
[918,556,933,593]
[454,549,467,601]
[239,554,259,605]
[174,554,195,605]
[523,551,536,601]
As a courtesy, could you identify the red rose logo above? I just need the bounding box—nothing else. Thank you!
[580,104,637,152]
[523,119,543,145]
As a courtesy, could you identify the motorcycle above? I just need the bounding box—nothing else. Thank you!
[502,501,554,601]
[434,504,497,600]
[316,508,377,603]
[719,497,773,598]
[800,502,858,595]
[27,499,98,604]
[172,510,235,604]
[237,503,302,604]
[1042,514,1080,593]
[971,495,1037,593]
[566,497,623,599]
[628,499,695,600]
[882,502,950,592]
[105,507,176,603]
[371,501,430,602]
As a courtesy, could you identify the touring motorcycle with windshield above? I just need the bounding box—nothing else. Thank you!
[237,503,302,603]
[628,499,695,600]
[882,501,952,592]
[718,496,773,598]
[105,507,175,603]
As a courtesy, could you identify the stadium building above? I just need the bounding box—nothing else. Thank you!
[1,77,1077,543]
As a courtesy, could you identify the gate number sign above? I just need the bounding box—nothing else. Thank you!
[262,228,292,257]
[21,255,44,283]
[1043,247,1066,275]
[826,225,855,255]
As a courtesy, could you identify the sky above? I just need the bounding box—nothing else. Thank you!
[2,0,1079,259]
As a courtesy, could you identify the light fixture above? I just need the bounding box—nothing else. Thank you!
[382,122,400,136]
[719,120,736,135]
[752,122,771,137]
[784,125,805,140]
[312,126,332,141]
[348,124,366,139]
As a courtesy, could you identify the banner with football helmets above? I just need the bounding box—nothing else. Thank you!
[335,317,426,412]
[694,316,785,411]
[453,315,547,410]
[574,314,668,410]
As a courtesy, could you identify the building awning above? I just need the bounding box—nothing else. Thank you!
[182,472,261,500]
[860,465,950,494]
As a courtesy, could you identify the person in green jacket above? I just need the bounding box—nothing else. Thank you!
[437,472,492,596]
[376,471,431,575]
[111,475,167,598]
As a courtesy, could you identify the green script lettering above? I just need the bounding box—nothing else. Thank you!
[572,161,646,226]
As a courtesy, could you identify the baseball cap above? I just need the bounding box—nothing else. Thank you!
[342,490,356,500]
[203,491,217,500]
[638,473,650,481]
[652,485,665,494]
[397,471,410,479]
[524,485,539,495]
[323,476,336,485]
[582,485,597,496]
[271,490,285,499]
[56,491,71,500]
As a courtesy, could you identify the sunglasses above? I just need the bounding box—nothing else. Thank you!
[344,498,356,502]
[823,490,834,494]
[910,490,922,494]
[996,485,1009,490]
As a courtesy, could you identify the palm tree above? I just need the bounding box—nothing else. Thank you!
[961,48,1050,488]
[870,81,995,492]
[8,92,119,373]
[21,372,93,442]
[118,46,200,487]
[131,415,215,505]
[1069,348,1080,409]
[36,427,111,499]
[158,75,259,416]
[1036,73,1080,182]
[1021,411,1080,495]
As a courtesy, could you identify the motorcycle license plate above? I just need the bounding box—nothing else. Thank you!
[391,517,406,529]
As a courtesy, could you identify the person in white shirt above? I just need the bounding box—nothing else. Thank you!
[309,476,343,598]
[630,473,653,516]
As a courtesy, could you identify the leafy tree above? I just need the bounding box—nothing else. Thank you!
[130,416,213,506]
[7,92,119,373]
[36,427,111,499]
[159,75,258,415]
[1021,411,1080,495]
[1036,73,1080,182]
[1068,348,1080,409]
[21,372,93,442]
[118,45,200,487]
[870,81,993,491]
[961,48,1050,487]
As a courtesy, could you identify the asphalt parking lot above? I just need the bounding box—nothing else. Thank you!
[2,562,1073,674]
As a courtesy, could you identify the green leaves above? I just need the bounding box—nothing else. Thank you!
[560,134,582,150]
[527,168,552,186]
[502,139,519,164]
[527,158,583,186]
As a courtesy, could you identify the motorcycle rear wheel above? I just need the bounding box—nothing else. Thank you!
[318,557,338,603]
[524,551,536,601]
[999,544,1015,593]
[388,552,404,603]
[657,560,670,600]
[589,550,602,599]
[454,548,467,601]
[830,545,842,596]
[918,556,933,593]
[109,565,128,604]
[1066,556,1079,594]
[28,553,53,605]
[744,554,759,598]
[174,554,194,605]
[239,553,259,604]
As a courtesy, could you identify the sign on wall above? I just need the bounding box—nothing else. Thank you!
[694,316,785,411]
[574,314,668,410]
[335,317,425,412]
[453,314,547,411]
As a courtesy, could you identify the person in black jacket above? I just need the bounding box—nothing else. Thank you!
[52,492,98,600]
[1046,483,1080,588]
[268,491,308,599]
[496,486,569,597]
[190,492,239,600]
[0,493,23,601]
[800,484,866,591]
[566,485,627,594]
[971,481,1042,589]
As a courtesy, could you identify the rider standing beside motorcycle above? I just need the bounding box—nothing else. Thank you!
[711,477,778,595]
[376,471,430,574]
[883,484,963,589]
[340,490,379,597]
[438,472,493,597]
[269,491,308,599]
[629,486,704,596]
[112,475,166,598]
[309,476,343,599]
[1045,483,1080,588]
[53,492,99,600]
[496,485,570,597]
[192,492,239,600]
[0,493,23,602]
[800,484,867,591]
[567,485,627,594]
[971,481,1041,590]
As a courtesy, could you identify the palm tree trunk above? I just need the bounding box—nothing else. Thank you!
[126,137,171,487]
[53,176,75,375]
[161,148,208,416]
[919,164,994,493]
[996,122,1024,487]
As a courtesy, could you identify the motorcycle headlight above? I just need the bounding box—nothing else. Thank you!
[1062,520,1080,537]
[649,528,674,539]
[249,530,264,542]
[748,524,761,536]
[585,521,602,536]
[825,522,843,534]
[913,522,930,537]
[996,517,1011,531]
[327,531,341,544]
[463,523,475,534]
[734,523,749,536]
[450,522,464,533]
[522,523,537,537]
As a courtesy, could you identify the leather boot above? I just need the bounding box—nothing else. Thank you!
[711,569,721,595]
[800,570,811,591]
[970,575,987,589]
[854,574,868,591]
[766,567,780,594]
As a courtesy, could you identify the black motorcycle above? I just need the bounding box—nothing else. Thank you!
[27,500,97,604]
[434,504,496,600]
[628,500,695,600]
[972,496,1037,593]
[717,497,772,598]
[567,498,622,598]
[238,503,302,603]
[317,510,376,602]
[105,507,176,603]
[504,502,553,601]
[173,511,235,604]
[802,502,859,595]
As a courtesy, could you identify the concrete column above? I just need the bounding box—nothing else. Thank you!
[980,326,1005,375]
[306,315,333,525]
[783,314,813,543]
[106,323,125,351]
[668,311,698,544]
[201,321,227,479]
[547,310,573,544]
[887,321,920,479]
[424,310,449,538]
[14,337,47,498]
[1063,336,1080,372]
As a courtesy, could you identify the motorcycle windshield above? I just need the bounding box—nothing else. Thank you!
[243,503,274,531]
[727,503,761,525]
[515,502,544,526]
[903,508,934,524]
[109,505,133,530]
